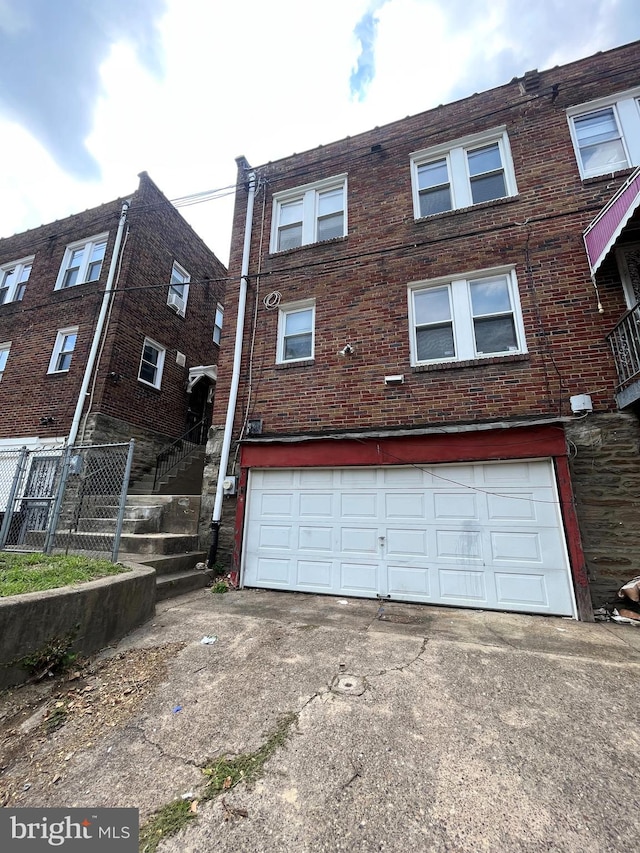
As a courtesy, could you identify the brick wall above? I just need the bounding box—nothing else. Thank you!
[213,42,638,439]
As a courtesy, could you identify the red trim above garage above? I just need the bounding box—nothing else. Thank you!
[240,424,568,469]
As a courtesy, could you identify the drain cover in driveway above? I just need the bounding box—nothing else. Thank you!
[330,674,366,696]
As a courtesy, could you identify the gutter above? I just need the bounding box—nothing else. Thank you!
[67,201,130,447]
[208,166,257,565]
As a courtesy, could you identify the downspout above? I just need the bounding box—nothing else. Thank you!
[208,168,256,565]
[67,201,130,447]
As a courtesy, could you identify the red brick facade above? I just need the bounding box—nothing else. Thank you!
[0,173,226,466]
[209,41,640,616]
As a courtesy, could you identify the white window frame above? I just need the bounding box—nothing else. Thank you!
[54,234,108,290]
[167,261,190,317]
[0,256,33,305]
[276,300,316,364]
[410,127,517,219]
[0,342,10,381]
[270,175,347,253]
[567,87,640,179]
[138,337,166,389]
[47,327,79,374]
[408,266,527,366]
[213,303,224,345]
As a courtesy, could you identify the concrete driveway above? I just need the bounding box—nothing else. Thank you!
[3,589,640,852]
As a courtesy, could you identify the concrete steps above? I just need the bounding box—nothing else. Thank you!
[129,447,206,496]
[119,551,213,601]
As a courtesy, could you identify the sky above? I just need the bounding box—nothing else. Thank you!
[0,0,639,265]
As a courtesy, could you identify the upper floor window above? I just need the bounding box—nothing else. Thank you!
[0,257,32,304]
[0,342,10,380]
[408,267,526,365]
[167,262,190,316]
[55,234,108,290]
[277,300,315,363]
[213,303,224,345]
[271,176,347,253]
[410,128,517,218]
[138,337,165,389]
[48,327,78,374]
[568,88,640,179]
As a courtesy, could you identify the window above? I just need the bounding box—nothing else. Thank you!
[167,262,190,316]
[409,268,526,365]
[55,234,108,289]
[277,301,315,363]
[411,128,517,218]
[0,342,10,381]
[48,327,78,374]
[568,89,640,179]
[213,303,224,345]
[271,176,347,252]
[138,338,165,389]
[0,257,32,304]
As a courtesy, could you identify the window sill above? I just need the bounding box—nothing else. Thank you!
[413,194,520,224]
[412,353,530,372]
[137,379,162,391]
[581,167,635,186]
[268,236,347,258]
[275,359,315,370]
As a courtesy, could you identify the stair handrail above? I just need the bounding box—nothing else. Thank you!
[152,419,207,492]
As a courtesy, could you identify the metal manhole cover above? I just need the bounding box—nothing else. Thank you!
[330,674,366,696]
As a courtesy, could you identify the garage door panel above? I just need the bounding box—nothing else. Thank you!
[388,565,431,596]
[341,527,379,554]
[297,560,333,588]
[298,525,333,552]
[340,562,379,593]
[243,461,575,616]
[385,527,428,557]
[439,569,487,601]
[258,524,293,550]
[385,492,426,519]
[299,493,334,517]
[435,528,483,560]
[434,491,479,519]
[341,493,377,518]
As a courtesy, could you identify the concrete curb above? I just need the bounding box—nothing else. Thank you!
[0,561,156,689]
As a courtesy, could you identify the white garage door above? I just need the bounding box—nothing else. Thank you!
[242,460,575,616]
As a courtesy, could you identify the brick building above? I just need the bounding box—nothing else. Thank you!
[207,41,640,620]
[0,172,226,480]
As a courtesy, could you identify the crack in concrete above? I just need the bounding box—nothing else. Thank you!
[123,720,203,770]
[367,636,430,679]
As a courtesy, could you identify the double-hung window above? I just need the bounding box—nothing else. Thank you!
[409,268,526,365]
[277,301,315,363]
[271,176,347,252]
[0,257,32,304]
[568,88,640,179]
[0,342,10,380]
[55,234,108,289]
[213,303,224,345]
[411,128,517,218]
[167,262,190,316]
[48,327,78,374]
[138,338,165,389]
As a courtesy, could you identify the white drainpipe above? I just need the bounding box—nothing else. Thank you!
[209,168,256,562]
[67,201,129,447]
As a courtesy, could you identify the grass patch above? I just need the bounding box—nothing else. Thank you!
[210,581,228,594]
[139,713,297,852]
[0,553,129,597]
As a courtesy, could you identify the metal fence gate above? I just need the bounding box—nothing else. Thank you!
[0,441,134,561]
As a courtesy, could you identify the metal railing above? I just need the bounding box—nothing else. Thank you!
[607,303,640,389]
[152,418,207,491]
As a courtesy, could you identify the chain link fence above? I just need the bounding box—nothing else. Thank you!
[0,441,134,562]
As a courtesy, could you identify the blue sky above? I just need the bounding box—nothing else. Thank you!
[0,0,639,262]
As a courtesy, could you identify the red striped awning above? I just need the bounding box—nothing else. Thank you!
[584,167,640,276]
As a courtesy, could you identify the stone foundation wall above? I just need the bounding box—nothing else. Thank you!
[566,413,640,608]
[81,412,173,485]
[198,424,238,567]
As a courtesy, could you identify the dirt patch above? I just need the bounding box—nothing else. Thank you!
[0,642,185,807]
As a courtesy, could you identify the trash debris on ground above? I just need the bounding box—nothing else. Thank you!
[200,636,218,645]
[209,573,238,593]
[172,705,182,713]
[195,562,207,572]
[596,576,640,623]
[181,792,195,800]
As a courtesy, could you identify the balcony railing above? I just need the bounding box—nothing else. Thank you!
[607,302,640,389]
